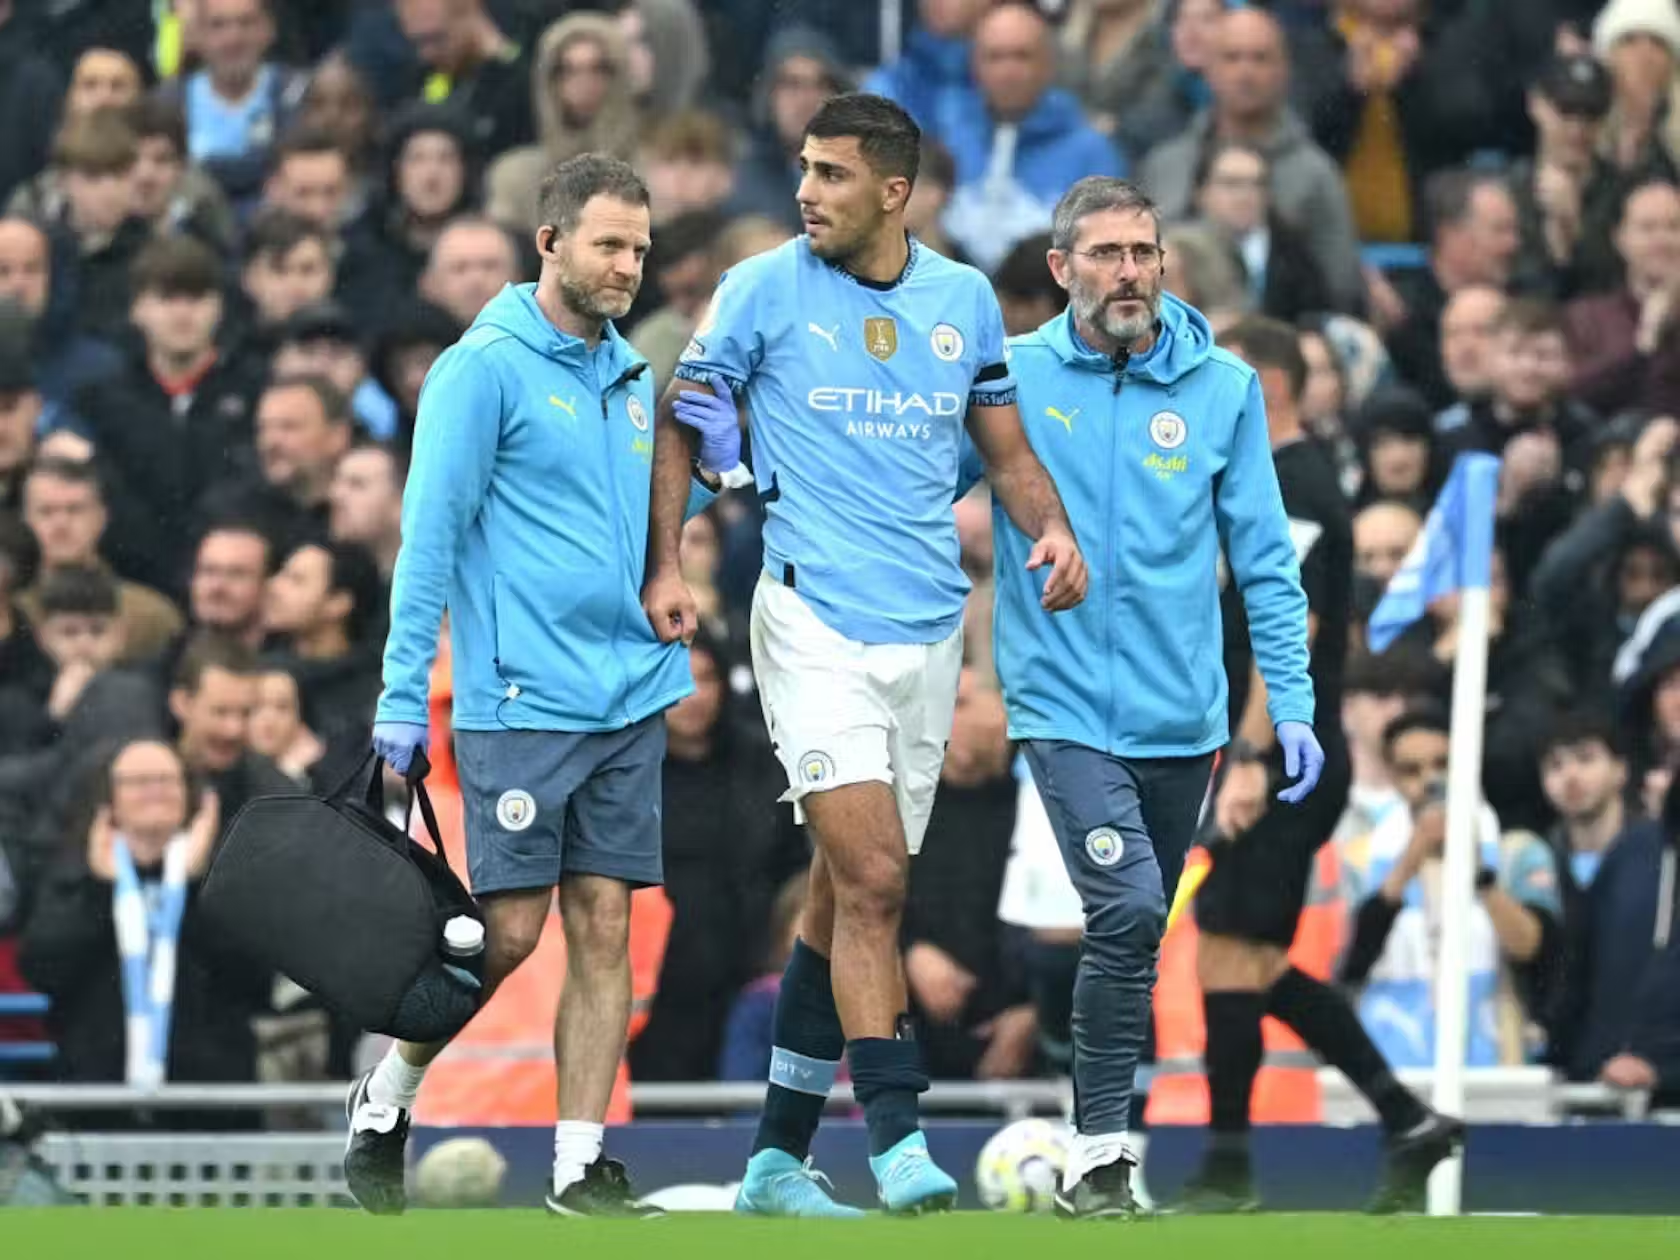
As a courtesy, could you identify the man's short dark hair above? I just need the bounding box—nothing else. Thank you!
[1382,702,1451,758]
[270,125,345,175]
[1223,314,1309,401]
[54,109,138,175]
[173,630,259,693]
[131,234,224,299]
[1495,296,1566,339]
[535,154,649,238]
[265,373,352,428]
[1540,710,1624,763]
[244,206,333,267]
[126,93,188,155]
[993,231,1059,302]
[38,564,118,619]
[1344,649,1431,699]
[804,93,921,184]
[197,520,276,574]
[1424,167,1511,240]
[653,208,727,271]
[25,455,104,502]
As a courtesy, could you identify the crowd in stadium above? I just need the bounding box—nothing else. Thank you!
[0,0,1677,1125]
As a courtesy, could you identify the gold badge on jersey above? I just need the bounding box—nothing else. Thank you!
[864,317,898,362]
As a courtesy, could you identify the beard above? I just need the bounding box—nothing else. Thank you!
[560,270,636,322]
[1071,276,1161,345]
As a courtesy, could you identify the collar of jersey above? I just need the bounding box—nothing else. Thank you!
[824,233,919,291]
[1049,307,1163,373]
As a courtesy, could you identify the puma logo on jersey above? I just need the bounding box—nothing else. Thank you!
[548,395,577,418]
[807,322,840,351]
[1046,406,1079,433]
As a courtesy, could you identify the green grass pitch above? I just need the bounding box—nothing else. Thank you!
[4,1211,1679,1259]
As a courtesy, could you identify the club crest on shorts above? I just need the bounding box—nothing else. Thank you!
[930,323,964,361]
[1085,826,1123,867]
[496,789,537,832]
[627,395,649,431]
[1149,410,1187,450]
[799,751,835,786]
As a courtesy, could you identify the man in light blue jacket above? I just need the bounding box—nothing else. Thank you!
[965,176,1325,1218]
[349,155,729,1219]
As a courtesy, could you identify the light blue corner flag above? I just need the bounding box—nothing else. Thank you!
[1367,453,1501,654]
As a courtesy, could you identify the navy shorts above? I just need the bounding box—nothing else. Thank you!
[454,718,666,896]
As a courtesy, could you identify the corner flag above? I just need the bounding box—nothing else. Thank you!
[1366,453,1501,654]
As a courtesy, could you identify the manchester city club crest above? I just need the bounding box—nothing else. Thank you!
[1085,826,1123,867]
[799,751,836,786]
[930,323,964,362]
[1149,410,1187,450]
[864,317,898,362]
[496,789,537,832]
[627,395,649,431]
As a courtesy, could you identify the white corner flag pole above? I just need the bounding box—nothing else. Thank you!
[1427,578,1492,1217]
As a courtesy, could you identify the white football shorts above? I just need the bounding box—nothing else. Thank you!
[749,571,963,855]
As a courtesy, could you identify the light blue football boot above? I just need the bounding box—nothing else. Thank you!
[869,1132,958,1215]
[734,1148,866,1218]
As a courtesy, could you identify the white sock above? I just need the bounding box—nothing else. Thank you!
[1129,1133,1154,1210]
[553,1121,605,1194]
[1062,1130,1136,1192]
[366,1047,428,1110]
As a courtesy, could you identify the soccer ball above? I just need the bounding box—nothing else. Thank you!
[974,1118,1072,1212]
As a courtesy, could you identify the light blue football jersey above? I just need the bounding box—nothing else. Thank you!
[673,237,1015,644]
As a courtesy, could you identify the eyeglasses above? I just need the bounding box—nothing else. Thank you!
[1068,243,1164,270]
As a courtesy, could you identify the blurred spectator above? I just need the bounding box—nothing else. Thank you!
[635,632,784,1081]
[864,0,991,132]
[184,524,274,654]
[1160,220,1246,323]
[1352,499,1421,588]
[1142,6,1363,310]
[955,485,996,685]
[235,208,337,346]
[1533,416,1680,694]
[64,47,142,121]
[903,667,1031,1079]
[0,4,65,211]
[904,139,966,263]
[939,3,1122,272]
[484,13,639,239]
[261,126,353,231]
[295,52,380,200]
[328,444,405,580]
[717,870,807,1082]
[0,515,48,694]
[340,102,478,335]
[0,332,81,505]
[19,737,270,1114]
[17,458,182,664]
[418,215,521,327]
[390,0,531,158]
[1337,704,1561,1067]
[1509,53,1629,299]
[628,208,725,393]
[1058,0,1180,161]
[36,109,153,342]
[1432,284,1506,427]
[1351,386,1438,512]
[637,109,736,226]
[1289,0,1491,246]
[161,0,307,214]
[0,218,120,409]
[1333,649,1427,847]
[1383,169,1521,409]
[272,301,401,442]
[729,26,849,233]
[200,374,351,559]
[1563,178,1680,419]
[616,0,711,121]
[369,301,462,450]
[74,234,266,594]
[1592,0,1680,179]
[991,230,1061,336]
[247,660,329,789]
[1192,137,1330,320]
[165,633,292,816]
[126,95,239,256]
[260,538,383,745]
[1547,716,1680,1108]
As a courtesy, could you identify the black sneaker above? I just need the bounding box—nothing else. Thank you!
[545,1156,665,1218]
[1366,1113,1466,1215]
[1055,1157,1144,1220]
[343,1070,411,1215]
